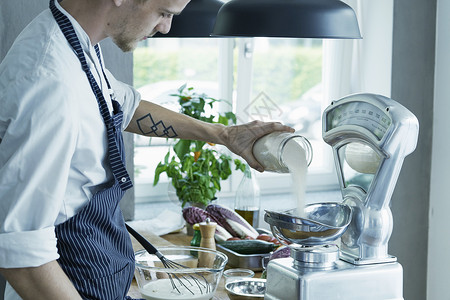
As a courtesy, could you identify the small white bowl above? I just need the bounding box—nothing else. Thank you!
[223,268,255,284]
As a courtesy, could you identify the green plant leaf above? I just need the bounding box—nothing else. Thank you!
[163,150,170,164]
[178,83,187,94]
[234,159,246,172]
[152,85,246,207]
[225,111,237,125]
[182,155,194,174]
[218,114,229,126]
[205,188,215,201]
[153,162,167,186]
[174,139,191,160]
[194,140,206,152]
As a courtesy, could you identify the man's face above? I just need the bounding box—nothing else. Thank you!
[108,0,190,52]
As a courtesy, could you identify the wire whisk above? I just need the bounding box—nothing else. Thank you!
[126,224,211,295]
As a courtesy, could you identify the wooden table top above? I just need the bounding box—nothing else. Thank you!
[127,228,262,299]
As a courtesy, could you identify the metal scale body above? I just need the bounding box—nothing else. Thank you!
[264,94,419,300]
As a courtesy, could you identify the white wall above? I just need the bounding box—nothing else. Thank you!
[390,0,436,299]
[427,0,450,299]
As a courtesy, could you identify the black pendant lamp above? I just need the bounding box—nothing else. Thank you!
[212,0,362,38]
[154,0,224,37]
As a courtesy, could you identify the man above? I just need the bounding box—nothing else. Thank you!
[0,0,292,299]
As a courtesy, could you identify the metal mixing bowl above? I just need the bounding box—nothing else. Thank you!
[134,246,228,300]
[264,202,352,246]
[225,278,266,300]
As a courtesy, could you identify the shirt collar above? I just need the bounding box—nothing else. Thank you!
[54,0,94,53]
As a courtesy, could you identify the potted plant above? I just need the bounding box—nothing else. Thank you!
[153,84,245,208]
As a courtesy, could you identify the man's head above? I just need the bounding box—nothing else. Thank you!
[107,0,190,52]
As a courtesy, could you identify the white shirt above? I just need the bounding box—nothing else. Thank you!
[0,1,140,275]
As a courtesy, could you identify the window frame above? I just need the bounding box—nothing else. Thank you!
[133,37,339,203]
[229,37,338,196]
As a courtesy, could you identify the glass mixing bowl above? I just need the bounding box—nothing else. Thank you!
[134,246,228,300]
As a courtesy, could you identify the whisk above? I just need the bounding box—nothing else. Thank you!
[125,223,211,295]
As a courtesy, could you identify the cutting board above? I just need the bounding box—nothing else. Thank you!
[129,230,174,251]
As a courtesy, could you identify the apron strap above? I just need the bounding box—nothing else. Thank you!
[49,0,132,191]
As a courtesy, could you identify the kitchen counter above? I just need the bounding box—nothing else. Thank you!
[127,228,262,299]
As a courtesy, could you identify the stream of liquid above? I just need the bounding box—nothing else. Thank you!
[282,139,308,217]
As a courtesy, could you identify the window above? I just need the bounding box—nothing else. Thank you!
[133,38,226,203]
[133,37,338,204]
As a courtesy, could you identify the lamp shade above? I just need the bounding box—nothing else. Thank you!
[212,0,362,38]
[154,0,224,37]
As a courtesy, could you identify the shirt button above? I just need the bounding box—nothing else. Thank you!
[121,177,127,183]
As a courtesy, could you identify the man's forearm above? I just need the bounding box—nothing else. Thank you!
[0,260,82,300]
[126,100,228,144]
[126,99,294,172]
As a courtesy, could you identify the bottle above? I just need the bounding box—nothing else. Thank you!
[190,223,201,248]
[234,165,260,227]
[252,132,313,173]
[253,132,313,215]
[190,223,201,257]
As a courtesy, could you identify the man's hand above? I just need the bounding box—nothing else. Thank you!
[220,120,294,172]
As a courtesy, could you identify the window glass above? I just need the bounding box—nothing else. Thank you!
[133,39,221,196]
[247,38,324,167]
[232,38,336,195]
[133,37,335,201]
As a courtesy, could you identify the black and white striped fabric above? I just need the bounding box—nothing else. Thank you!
[50,0,132,192]
[49,1,139,299]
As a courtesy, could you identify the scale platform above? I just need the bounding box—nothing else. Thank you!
[264,202,404,300]
[265,257,403,300]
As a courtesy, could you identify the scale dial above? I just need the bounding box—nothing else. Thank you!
[326,101,392,141]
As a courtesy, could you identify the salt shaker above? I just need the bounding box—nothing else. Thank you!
[199,218,216,267]
[199,218,216,250]
[253,132,313,173]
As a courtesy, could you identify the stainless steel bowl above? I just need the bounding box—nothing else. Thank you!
[225,278,266,300]
[264,202,352,246]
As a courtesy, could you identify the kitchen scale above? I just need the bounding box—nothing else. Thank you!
[264,93,419,300]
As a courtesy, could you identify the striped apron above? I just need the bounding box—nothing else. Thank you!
[49,1,139,299]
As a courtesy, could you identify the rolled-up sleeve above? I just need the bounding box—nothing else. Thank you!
[0,228,58,268]
[0,73,78,268]
[104,69,141,130]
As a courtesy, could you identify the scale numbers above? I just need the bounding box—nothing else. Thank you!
[327,101,392,140]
